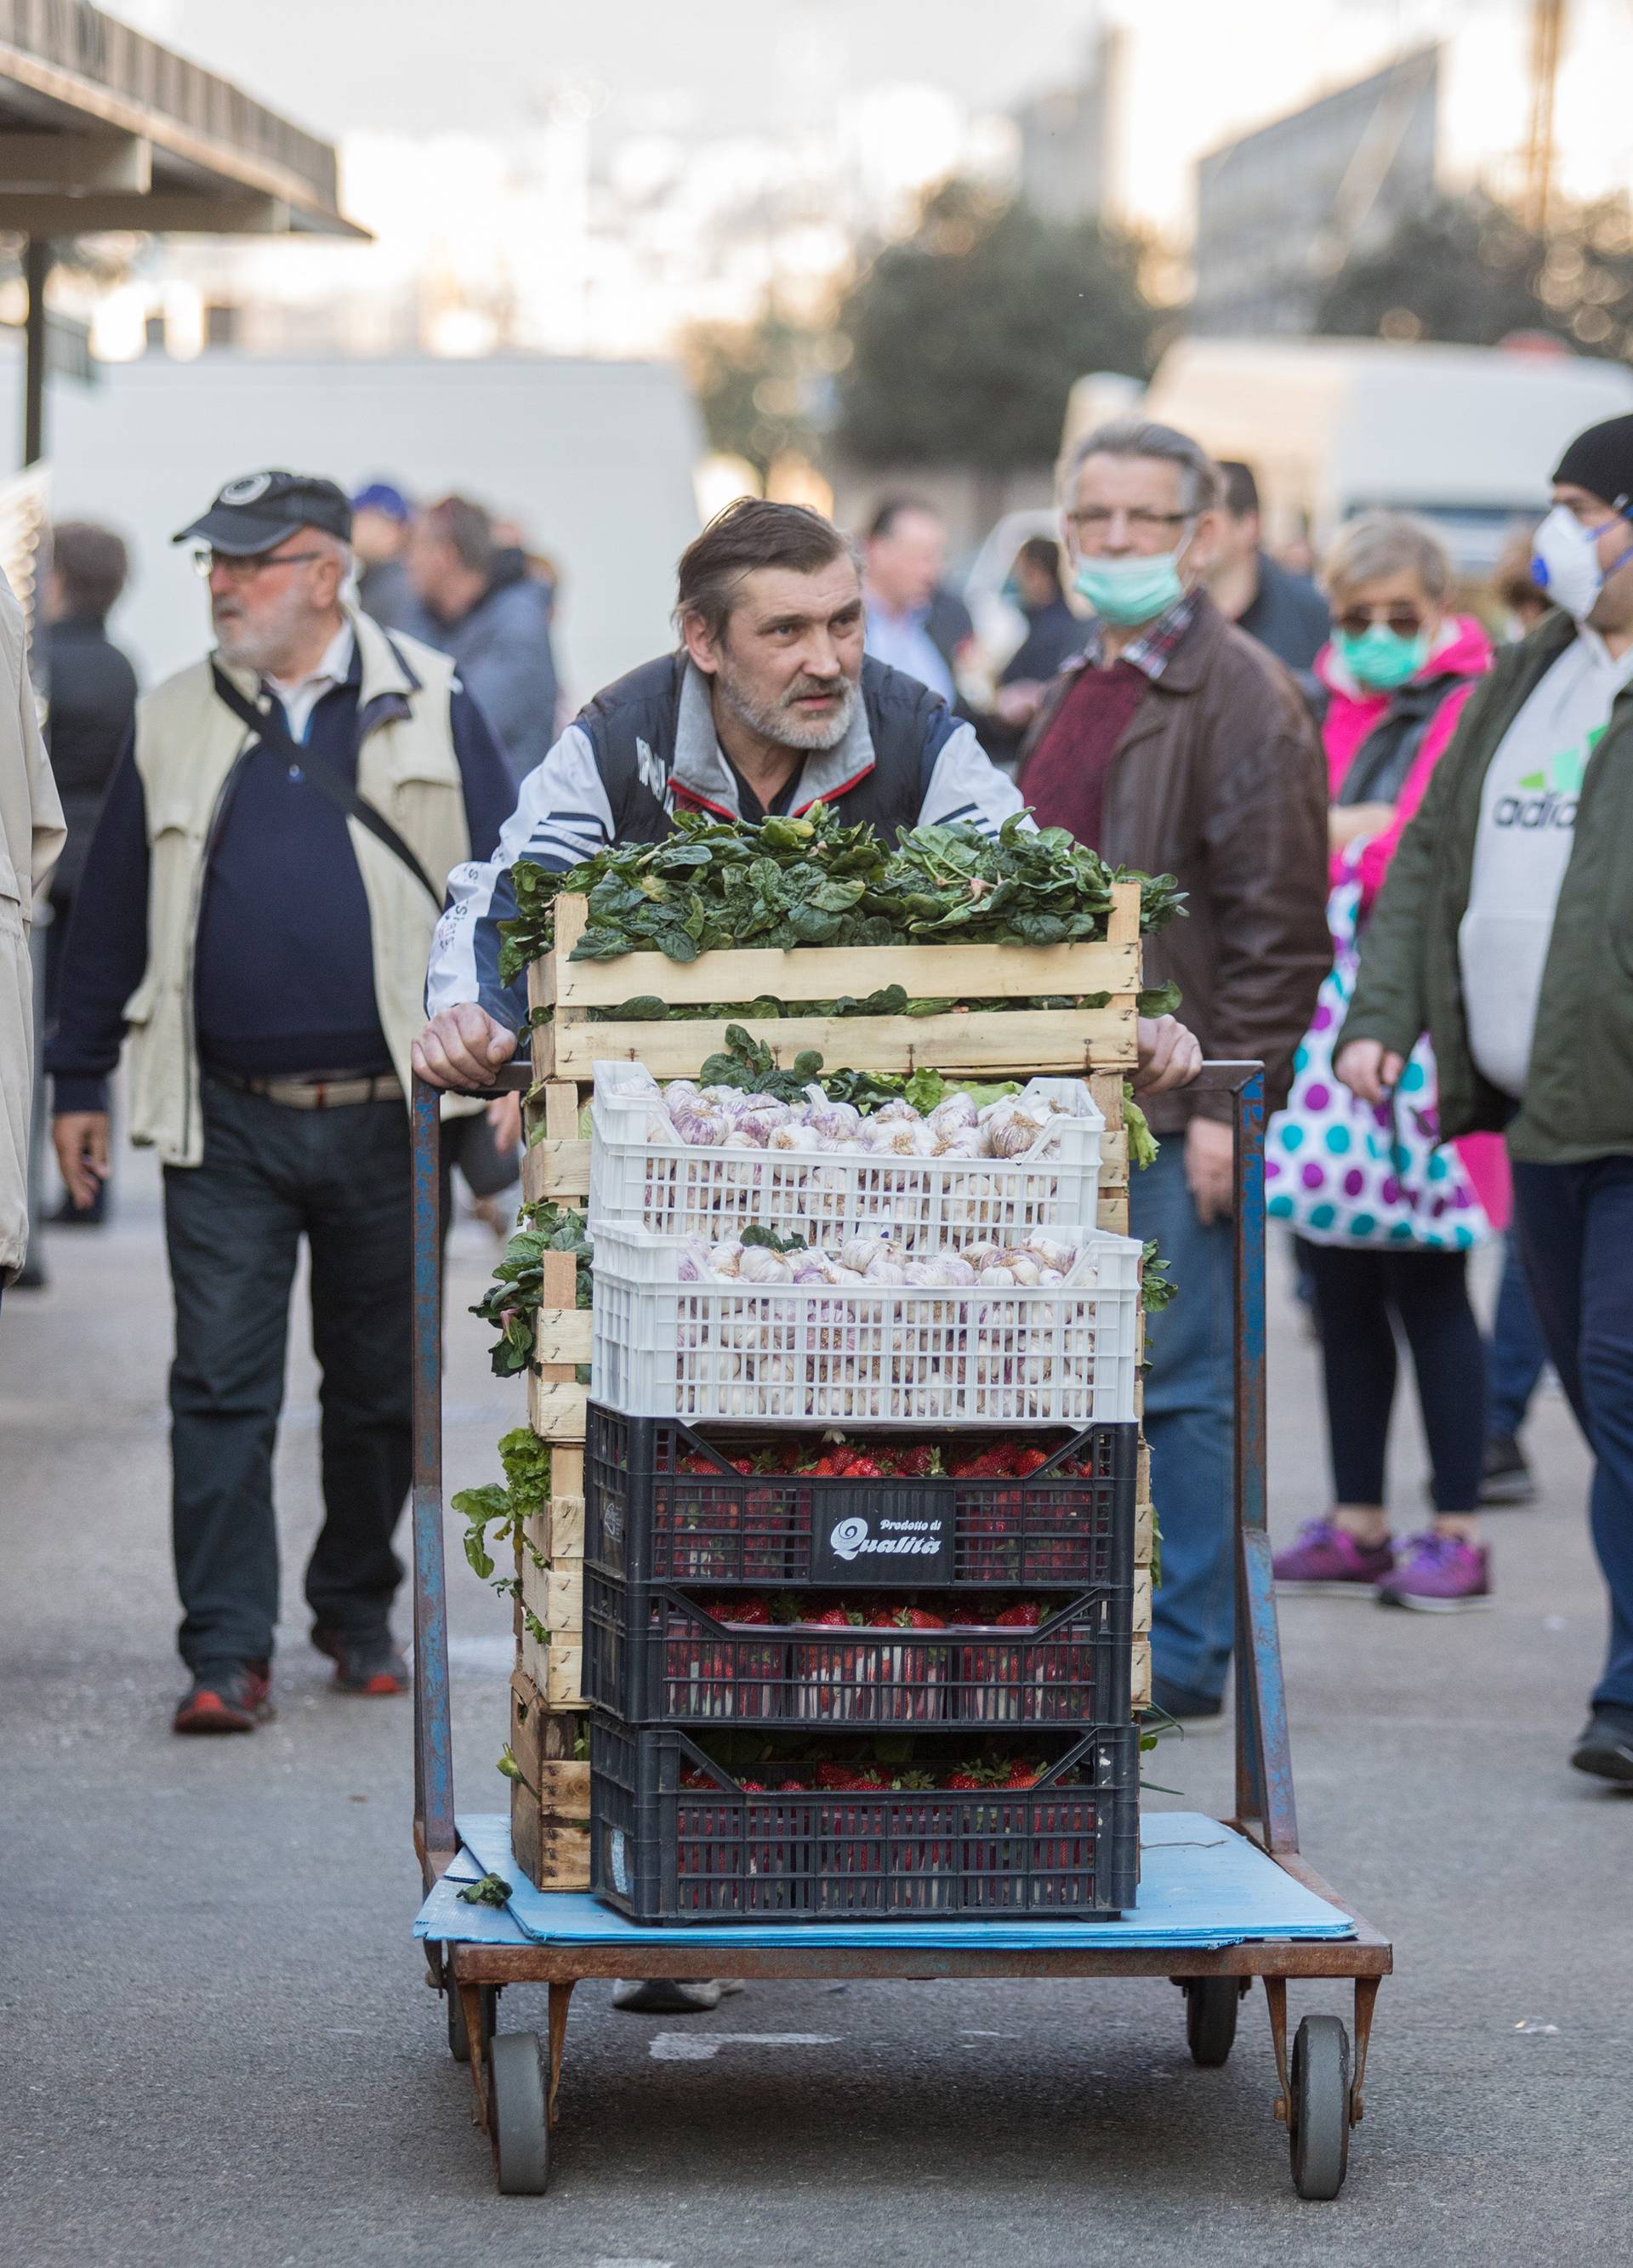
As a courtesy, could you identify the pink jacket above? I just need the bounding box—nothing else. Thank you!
[1317,613,1494,911]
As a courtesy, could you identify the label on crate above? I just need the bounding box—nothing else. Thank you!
[811,1507,952,1584]
[608,1826,630,1896]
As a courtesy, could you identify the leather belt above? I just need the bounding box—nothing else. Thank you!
[212,1069,404,1110]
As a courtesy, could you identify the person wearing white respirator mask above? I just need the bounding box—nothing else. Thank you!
[1018,419,1331,1722]
[1335,412,1633,1785]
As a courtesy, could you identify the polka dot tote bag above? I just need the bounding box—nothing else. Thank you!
[1266,874,1490,1251]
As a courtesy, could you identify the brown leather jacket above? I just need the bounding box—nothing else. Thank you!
[1021,593,1329,1130]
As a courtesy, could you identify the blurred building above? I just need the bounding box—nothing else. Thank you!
[1010,31,1123,228]
[1192,46,1440,337]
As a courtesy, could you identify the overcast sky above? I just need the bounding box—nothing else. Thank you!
[111,0,1107,145]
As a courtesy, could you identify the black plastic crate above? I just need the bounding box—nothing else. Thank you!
[590,1718,1140,1923]
[584,1566,1133,1728]
[585,1404,1136,1593]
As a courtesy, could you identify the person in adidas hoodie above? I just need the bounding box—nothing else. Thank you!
[1336,413,1633,1785]
[416,496,1201,1094]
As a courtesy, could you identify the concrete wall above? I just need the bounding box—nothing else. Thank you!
[1,346,705,703]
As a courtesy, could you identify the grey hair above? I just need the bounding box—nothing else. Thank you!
[1060,418,1223,516]
[1322,510,1451,604]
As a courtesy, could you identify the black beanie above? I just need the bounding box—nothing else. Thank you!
[1553,414,1633,516]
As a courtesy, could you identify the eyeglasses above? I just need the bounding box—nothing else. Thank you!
[192,545,325,581]
[1065,508,1190,533]
[1336,604,1425,638]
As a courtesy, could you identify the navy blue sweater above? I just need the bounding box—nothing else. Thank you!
[48,642,515,1112]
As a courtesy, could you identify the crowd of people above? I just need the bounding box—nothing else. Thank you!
[5,406,1632,1803]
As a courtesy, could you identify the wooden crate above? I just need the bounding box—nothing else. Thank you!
[508,1669,591,1890]
[504,880,1152,1885]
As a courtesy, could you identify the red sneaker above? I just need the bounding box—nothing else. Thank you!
[174,1661,273,1735]
[312,1625,410,1695]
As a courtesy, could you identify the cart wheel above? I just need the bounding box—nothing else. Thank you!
[1288,2014,1351,2201]
[447,1983,497,2064]
[1184,1977,1240,2067]
[490,2031,551,2195]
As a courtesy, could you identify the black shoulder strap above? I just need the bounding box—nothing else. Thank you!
[210,664,443,908]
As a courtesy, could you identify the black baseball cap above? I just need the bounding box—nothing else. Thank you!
[172,470,352,556]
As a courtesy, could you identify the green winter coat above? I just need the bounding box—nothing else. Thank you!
[1339,607,1633,1165]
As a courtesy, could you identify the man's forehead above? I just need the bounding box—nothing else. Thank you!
[737,558,862,621]
[1074,453,1184,500]
[1555,480,1611,512]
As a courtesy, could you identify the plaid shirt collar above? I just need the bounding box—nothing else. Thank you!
[1081,589,1199,681]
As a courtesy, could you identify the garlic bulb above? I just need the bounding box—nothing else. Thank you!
[1009,1257,1043,1286]
[738,1245,793,1284]
[1038,1268,1065,1286]
[870,1099,920,1126]
[766,1122,805,1151]
[979,1262,1017,1287]
[1023,1233,1077,1273]
[928,1092,979,1137]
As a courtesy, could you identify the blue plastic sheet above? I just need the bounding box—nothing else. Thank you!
[414,1811,1356,1952]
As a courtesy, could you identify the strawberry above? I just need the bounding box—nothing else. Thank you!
[893,1445,941,1478]
[945,1762,998,1790]
[1012,1446,1050,1478]
[739,1779,767,1792]
[814,1760,856,1789]
[808,1602,863,1627]
[994,1600,1043,1629]
[840,1456,882,1479]
[1002,1761,1046,1788]
[722,1594,771,1626]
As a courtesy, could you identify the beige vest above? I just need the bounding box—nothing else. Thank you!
[126,604,477,1166]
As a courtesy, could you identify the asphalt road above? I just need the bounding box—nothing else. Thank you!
[3,1154,1628,2267]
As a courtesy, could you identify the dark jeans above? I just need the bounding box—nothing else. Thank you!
[1129,1142,1236,1705]
[1488,1234,1548,1439]
[162,1078,413,1674]
[1299,1239,1486,1513]
[1511,1159,1633,1711]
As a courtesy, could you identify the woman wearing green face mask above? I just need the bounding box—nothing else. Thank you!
[1317,512,1493,883]
[1272,513,1503,1614]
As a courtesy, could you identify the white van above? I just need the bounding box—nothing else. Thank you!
[1062,338,1633,577]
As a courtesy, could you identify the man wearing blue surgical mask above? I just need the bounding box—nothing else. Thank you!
[1019,419,1330,1723]
[1337,410,1633,1786]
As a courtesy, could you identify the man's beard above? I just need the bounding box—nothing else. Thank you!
[714,658,857,753]
[213,584,309,675]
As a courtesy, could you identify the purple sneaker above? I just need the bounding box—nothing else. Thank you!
[1273,1518,1395,1594]
[1377,1532,1491,1613]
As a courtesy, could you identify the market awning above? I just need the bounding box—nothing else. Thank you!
[0,0,362,237]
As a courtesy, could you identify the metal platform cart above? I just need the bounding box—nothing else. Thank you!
[409,1059,1391,2201]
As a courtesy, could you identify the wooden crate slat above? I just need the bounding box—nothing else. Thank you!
[546,1642,584,1710]
[1096,1194,1128,1234]
[510,1759,592,1894]
[1134,1569,1152,1635]
[1135,1500,1154,1568]
[551,936,1141,1012]
[543,1003,1136,1082]
[547,1492,585,1560]
[534,1309,592,1365]
[522,1137,590,1205]
[527,1376,588,1441]
[1130,1636,1151,1713]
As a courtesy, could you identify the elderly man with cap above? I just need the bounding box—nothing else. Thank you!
[1337,413,1633,1784]
[48,470,515,1734]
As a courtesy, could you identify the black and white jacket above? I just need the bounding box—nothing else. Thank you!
[428,650,1025,1029]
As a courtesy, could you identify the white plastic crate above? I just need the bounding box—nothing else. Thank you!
[589,1220,1141,1428]
[588,1062,1104,1249]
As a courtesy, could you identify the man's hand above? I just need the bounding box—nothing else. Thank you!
[1334,1039,1403,1108]
[412,1006,518,1091]
[54,1112,110,1211]
[1185,1115,1235,1226]
[1133,1014,1203,1096]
